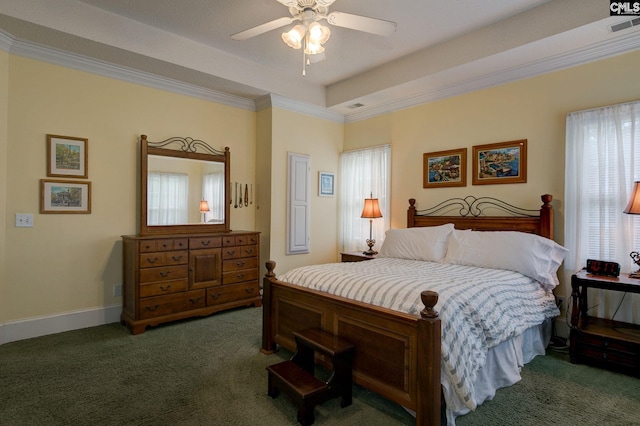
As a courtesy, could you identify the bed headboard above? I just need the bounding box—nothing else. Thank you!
[407,194,553,239]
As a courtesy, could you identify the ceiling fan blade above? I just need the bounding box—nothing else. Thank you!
[231,17,294,40]
[326,11,396,36]
[276,0,338,8]
[275,0,300,8]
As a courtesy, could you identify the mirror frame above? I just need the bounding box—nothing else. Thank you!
[139,135,231,235]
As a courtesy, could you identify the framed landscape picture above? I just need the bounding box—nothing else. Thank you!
[423,148,467,188]
[472,139,527,185]
[40,179,92,214]
[46,134,88,178]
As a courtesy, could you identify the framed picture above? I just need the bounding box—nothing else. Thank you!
[47,134,88,178]
[472,139,527,185]
[423,148,467,188]
[319,171,335,197]
[40,179,92,214]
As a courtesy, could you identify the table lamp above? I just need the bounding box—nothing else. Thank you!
[199,199,210,223]
[623,181,640,277]
[361,192,382,256]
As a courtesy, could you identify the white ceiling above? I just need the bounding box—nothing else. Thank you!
[0,0,639,120]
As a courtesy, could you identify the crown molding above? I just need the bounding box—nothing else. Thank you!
[2,34,256,112]
[256,93,344,123]
[343,31,640,123]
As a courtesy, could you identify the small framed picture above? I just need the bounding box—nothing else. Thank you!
[40,179,92,214]
[47,134,88,178]
[319,171,335,197]
[423,148,467,188]
[472,139,527,185]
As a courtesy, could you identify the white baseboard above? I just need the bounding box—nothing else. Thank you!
[0,305,121,345]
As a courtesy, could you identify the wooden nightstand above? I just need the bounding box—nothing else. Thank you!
[570,269,640,377]
[340,252,377,262]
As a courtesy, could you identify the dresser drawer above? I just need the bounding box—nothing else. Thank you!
[223,257,258,272]
[222,268,258,285]
[189,236,222,250]
[207,282,259,306]
[223,234,259,246]
[139,279,188,298]
[139,265,188,284]
[222,244,258,259]
[138,290,206,319]
[139,239,188,253]
[139,250,188,268]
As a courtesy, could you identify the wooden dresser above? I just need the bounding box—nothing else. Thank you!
[121,231,261,334]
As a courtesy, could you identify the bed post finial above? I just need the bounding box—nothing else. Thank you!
[408,199,417,228]
[265,260,276,279]
[141,134,147,142]
[540,194,553,239]
[420,291,439,318]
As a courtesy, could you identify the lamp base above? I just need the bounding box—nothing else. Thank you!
[363,238,377,256]
[629,269,640,279]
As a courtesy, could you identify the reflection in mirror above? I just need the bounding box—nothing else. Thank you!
[147,156,225,225]
[139,135,230,236]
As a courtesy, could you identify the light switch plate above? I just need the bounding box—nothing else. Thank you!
[16,213,33,227]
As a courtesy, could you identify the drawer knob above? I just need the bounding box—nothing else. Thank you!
[189,296,202,303]
[201,240,211,246]
[145,304,160,312]
[245,288,254,294]
[159,271,171,278]
[226,250,236,255]
[147,257,159,264]
[210,292,223,299]
[236,261,245,267]
[236,273,246,280]
[171,255,183,261]
[159,284,171,291]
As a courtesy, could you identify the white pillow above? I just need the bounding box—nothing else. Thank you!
[378,224,455,262]
[443,230,568,290]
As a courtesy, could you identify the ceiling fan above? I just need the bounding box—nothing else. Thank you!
[231,0,397,75]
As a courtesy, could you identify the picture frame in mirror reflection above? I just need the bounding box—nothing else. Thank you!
[319,171,335,197]
[46,134,88,178]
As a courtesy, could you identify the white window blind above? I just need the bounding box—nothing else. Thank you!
[565,100,640,324]
[339,145,390,253]
[203,172,225,223]
[147,172,188,225]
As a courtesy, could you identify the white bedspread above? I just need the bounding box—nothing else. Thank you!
[278,258,560,411]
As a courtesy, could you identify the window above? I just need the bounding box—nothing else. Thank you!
[339,145,391,252]
[147,172,188,225]
[202,172,225,223]
[565,100,640,324]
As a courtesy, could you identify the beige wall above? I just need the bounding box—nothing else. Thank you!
[0,49,8,324]
[268,107,344,274]
[3,55,256,323]
[345,49,640,301]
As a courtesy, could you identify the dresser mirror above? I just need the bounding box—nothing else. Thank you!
[139,135,230,235]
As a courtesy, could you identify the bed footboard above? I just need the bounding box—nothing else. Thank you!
[261,261,441,426]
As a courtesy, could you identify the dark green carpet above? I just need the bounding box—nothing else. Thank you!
[0,307,638,425]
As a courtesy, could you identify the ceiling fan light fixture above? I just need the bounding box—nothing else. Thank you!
[282,24,306,49]
[304,41,325,55]
[308,22,330,45]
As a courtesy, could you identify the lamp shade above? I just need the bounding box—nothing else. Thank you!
[624,181,640,214]
[282,24,306,49]
[361,197,382,219]
[199,200,210,213]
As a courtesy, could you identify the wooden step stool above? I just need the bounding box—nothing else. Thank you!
[266,328,355,426]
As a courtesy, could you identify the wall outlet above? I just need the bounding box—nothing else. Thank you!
[15,213,33,227]
[556,296,565,311]
[113,284,123,297]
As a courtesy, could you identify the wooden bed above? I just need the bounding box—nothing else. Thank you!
[261,194,554,425]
